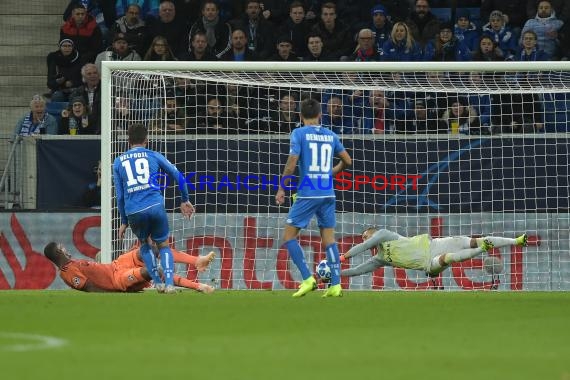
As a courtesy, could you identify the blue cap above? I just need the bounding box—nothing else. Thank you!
[371,4,386,16]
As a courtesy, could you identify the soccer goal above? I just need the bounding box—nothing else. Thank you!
[101,61,570,291]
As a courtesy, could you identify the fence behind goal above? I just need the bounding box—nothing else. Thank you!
[101,61,570,291]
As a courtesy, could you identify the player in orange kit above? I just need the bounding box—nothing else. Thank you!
[43,241,215,293]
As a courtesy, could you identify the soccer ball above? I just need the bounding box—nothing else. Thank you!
[315,259,331,282]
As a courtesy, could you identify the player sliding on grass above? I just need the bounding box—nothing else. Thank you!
[341,228,528,279]
[44,241,215,293]
[275,98,352,298]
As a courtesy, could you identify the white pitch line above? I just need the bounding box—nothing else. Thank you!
[0,332,68,352]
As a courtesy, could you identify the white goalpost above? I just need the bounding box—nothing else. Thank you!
[101,60,570,291]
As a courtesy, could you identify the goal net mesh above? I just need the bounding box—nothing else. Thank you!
[104,63,570,291]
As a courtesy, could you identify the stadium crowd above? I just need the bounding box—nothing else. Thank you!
[13,0,570,136]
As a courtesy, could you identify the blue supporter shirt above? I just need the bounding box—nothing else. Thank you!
[289,125,346,198]
[112,146,188,224]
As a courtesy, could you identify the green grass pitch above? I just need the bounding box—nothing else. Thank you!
[1,290,569,380]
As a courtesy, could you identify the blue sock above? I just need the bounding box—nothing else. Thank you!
[159,247,175,287]
[284,239,312,280]
[140,243,162,284]
[325,243,341,286]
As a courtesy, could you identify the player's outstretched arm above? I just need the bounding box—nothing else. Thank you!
[332,150,352,175]
[344,229,402,259]
[156,152,191,211]
[275,154,299,205]
[118,223,128,241]
[180,201,195,219]
[341,256,386,277]
[112,160,129,229]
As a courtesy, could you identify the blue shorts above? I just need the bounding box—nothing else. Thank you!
[286,197,336,229]
[127,204,170,243]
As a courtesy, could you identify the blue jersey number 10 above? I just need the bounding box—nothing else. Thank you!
[308,142,332,173]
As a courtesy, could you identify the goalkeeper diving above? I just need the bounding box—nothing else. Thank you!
[340,228,528,277]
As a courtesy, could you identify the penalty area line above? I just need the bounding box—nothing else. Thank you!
[0,332,68,352]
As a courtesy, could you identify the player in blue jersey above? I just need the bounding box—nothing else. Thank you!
[275,98,352,298]
[113,123,195,294]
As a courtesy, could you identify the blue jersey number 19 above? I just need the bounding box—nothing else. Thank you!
[122,158,150,186]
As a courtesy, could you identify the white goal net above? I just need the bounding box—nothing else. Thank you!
[101,61,570,291]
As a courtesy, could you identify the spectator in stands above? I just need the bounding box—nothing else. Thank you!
[321,95,354,134]
[148,94,186,133]
[380,22,423,61]
[482,10,518,59]
[347,28,381,61]
[377,0,413,23]
[111,3,148,57]
[210,0,242,23]
[82,160,101,208]
[63,0,115,47]
[370,5,393,56]
[60,95,98,134]
[143,35,177,60]
[279,1,311,58]
[404,98,447,134]
[481,0,527,39]
[424,21,472,61]
[269,35,299,61]
[441,97,483,135]
[112,94,132,130]
[182,31,218,60]
[232,0,275,60]
[46,39,84,102]
[70,63,101,133]
[258,92,301,133]
[311,2,353,60]
[94,33,141,71]
[419,72,453,119]
[14,95,58,136]
[60,2,103,63]
[454,9,480,53]
[302,33,332,61]
[196,97,240,134]
[527,0,570,25]
[146,0,188,57]
[356,89,395,134]
[472,35,506,60]
[520,0,564,59]
[189,0,232,59]
[405,0,440,47]
[258,0,288,26]
[467,73,492,131]
[115,0,159,20]
[221,28,259,61]
[516,30,551,60]
[493,92,545,133]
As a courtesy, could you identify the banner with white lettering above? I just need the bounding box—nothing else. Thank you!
[1,212,567,290]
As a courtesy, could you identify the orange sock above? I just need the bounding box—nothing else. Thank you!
[174,275,200,290]
[172,249,197,265]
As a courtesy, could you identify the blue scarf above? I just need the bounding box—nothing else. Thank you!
[19,112,46,135]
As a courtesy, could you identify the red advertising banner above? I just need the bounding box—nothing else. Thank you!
[0,212,555,291]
